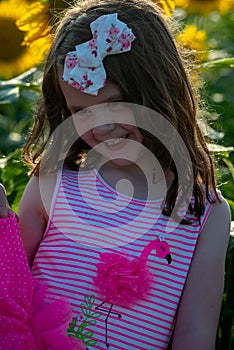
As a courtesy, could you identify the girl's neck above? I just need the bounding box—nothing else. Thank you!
[97,157,171,201]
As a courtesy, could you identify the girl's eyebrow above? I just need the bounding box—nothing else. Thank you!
[105,94,123,102]
[68,94,123,111]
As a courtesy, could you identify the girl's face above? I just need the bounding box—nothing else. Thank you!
[59,77,145,167]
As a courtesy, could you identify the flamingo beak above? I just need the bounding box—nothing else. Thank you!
[165,254,172,265]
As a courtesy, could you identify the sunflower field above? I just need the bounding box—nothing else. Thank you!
[0,0,234,348]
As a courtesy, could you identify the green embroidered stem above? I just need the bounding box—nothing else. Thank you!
[67,295,101,346]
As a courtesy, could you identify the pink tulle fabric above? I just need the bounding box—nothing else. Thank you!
[94,252,154,307]
[0,213,85,350]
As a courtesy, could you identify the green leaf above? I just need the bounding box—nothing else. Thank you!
[0,149,28,211]
[200,57,234,70]
[0,87,20,104]
[0,67,39,87]
[222,158,234,180]
[226,200,234,220]
[208,143,234,154]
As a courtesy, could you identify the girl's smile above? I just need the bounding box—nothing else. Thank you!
[59,77,145,167]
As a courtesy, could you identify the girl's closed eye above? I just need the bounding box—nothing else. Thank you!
[106,101,125,112]
[72,108,94,119]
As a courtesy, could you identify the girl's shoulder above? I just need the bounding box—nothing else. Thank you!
[19,174,57,216]
[195,194,231,268]
[18,174,58,265]
[202,188,230,229]
[201,194,231,239]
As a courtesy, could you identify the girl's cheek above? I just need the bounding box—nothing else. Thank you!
[73,116,91,140]
[80,130,95,146]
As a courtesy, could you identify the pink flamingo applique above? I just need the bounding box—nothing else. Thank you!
[94,239,172,348]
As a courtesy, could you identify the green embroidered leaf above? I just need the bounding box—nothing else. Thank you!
[76,320,96,331]
[81,331,94,339]
[84,295,96,308]
[87,311,102,319]
[80,303,92,317]
[67,317,78,332]
[68,333,81,339]
[79,333,90,341]
[77,321,88,334]
[80,307,101,319]
[68,322,87,337]
[85,318,97,325]
[84,338,97,346]
[68,295,99,347]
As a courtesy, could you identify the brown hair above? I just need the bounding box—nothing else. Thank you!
[22,0,218,219]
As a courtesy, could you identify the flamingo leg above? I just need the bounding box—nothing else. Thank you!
[95,301,122,348]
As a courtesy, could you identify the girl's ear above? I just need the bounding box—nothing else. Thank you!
[0,183,10,218]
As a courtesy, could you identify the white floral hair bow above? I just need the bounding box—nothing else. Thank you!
[62,13,136,95]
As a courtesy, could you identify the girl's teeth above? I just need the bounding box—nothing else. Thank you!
[105,137,126,146]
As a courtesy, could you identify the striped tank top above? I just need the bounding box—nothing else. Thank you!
[31,167,214,350]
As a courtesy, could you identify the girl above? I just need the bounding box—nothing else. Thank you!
[17,0,231,349]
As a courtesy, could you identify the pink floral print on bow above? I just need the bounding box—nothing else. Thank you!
[62,13,136,95]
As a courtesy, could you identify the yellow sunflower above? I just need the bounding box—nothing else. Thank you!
[188,0,220,14]
[153,0,175,17]
[218,0,234,13]
[176,24,209,61]
[16,1,51,46]
[0,0,47,79]
[174,0,189,9]
[17,0,176,53]
[16,0,70,53]
[175,0,234,15]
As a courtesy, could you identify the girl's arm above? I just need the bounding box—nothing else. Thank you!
[18,175,55,266]
[0,183,10,217]
[172,196,231,350]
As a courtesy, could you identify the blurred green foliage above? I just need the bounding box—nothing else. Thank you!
[0,68,42,210]
[0,68,41,154]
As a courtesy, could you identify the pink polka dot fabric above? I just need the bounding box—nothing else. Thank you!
[0,213,84,350]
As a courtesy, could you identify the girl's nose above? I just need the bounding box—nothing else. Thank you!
[92,123,115,136]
